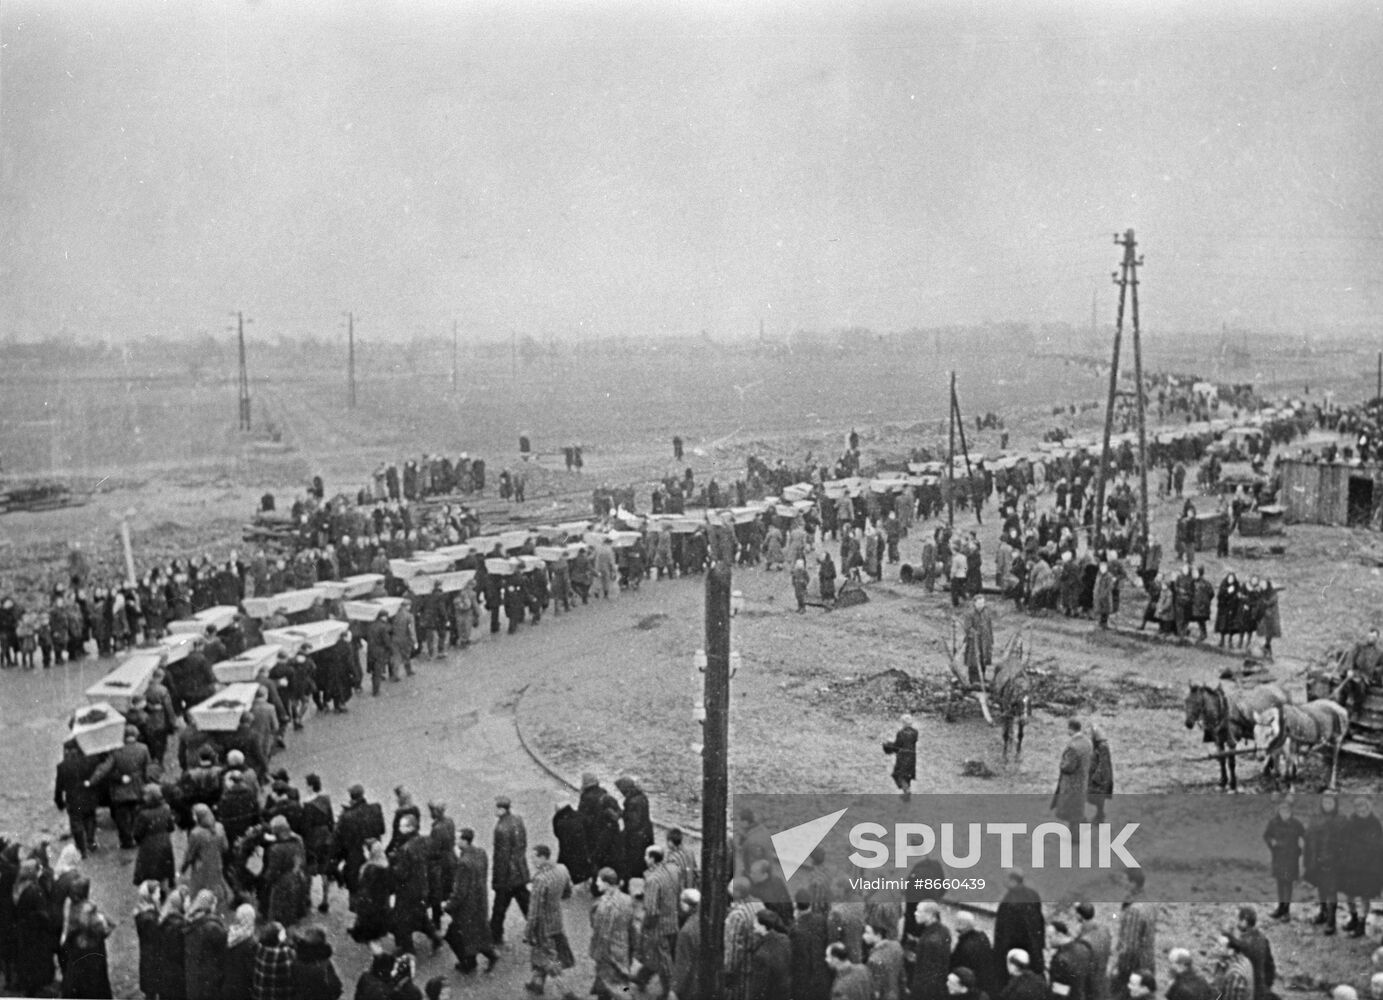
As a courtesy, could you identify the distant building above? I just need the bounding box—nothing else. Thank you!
[1280,457,1383,529]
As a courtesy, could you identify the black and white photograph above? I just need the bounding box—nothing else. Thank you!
[1,1,1382,997]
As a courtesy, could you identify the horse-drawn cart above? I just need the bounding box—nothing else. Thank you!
[1307,654,1383,763]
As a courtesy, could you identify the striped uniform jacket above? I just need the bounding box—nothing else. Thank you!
[666,844,699,890]
[642,862,681,937]
[526,861,573,944]
[723,898,765,1000]
[589,888,638,980]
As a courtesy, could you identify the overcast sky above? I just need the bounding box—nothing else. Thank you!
[1,1,1379,343]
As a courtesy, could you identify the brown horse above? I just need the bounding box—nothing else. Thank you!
[1184,682,1291,791]
[1253,700,1350,790]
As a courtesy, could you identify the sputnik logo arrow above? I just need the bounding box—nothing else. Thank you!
[771,808,849,881]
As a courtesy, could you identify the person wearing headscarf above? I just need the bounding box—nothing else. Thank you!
[60,876,112,999]
[13,857,56,996]
[184,889,228,1000]
[250,921,296,1000]
[159,887,190,1000]
[134,880,164,1000]
[184,803,232,905]
[288,924,343,1000]
[50,843,84,944]
[263,815,309,928]
[353,949,397,1000]
[614,776,654,887]
[349,839,394,944]
[222,903,259,1000]
[133,783,177,888]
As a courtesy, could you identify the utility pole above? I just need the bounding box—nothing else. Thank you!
[452,320,459,395]
[947,371,957,527]
[1376,350,1380,403]
[346,311,357,408]
[951,376,981,525]
[1094,231,1146,553]
[1124,231,1150,555]
[698,543,733,1000]
[235,311,252,431]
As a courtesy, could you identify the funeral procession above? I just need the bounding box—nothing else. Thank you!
[1,3,1381,1000]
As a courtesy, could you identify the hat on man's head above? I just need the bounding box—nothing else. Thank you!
[495,796,512,809]
[348,784,366,800]
[581,772,599,789]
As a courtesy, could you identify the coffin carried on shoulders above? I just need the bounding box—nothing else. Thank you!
[467,535,502,555]
[167,605,240,635]
[214,644,281,684]
[556,520,593,537]
[189,683,259,732]
[344,597,408,623]
[485,558,518,576]
[277,588,324,615]
[70,702,127,755]
[390,555,453,579]
[500,530,533,552]
[519,555,545,572]
[535,546,565,562]
[582,532,608,548]
[408,570,475,594]
[241,596,278,619]
[609,531,642,548]
[433,544,474,561]
[86,652,161,712]
[782,482,815,502]
[870,478,907,494]
[156,632,197,664]
[262,619,350,653]
[564,542,588,559]
[341,573,385,598]
[724,507,763,525]
[312,580,348,600]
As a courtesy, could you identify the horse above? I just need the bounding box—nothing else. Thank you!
[1183,682,1291,791]
[1254,701,1350,790]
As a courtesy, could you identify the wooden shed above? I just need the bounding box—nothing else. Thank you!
[1280,458,1383,528]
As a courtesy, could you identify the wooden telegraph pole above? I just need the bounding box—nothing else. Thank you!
[235,311,252,431]
[1095,231,1146,552]
[346,312,357,408]
[699,526,734,1000]
[947,371,957,527]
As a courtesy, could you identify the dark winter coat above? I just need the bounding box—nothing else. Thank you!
[222,937,257,1000]
[185,911,229,1000]
[616,780,656,882]
[886,725,918,786]
[1088,737,1114,800]
[1263,814,1305,883]
[1340,813,1383,898]
[133,802,177,886]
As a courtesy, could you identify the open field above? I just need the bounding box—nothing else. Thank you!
[4,337,1383,996]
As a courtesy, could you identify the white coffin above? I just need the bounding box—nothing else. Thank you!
[277,588,323,614]
[564,543,588,559]
[157,632,196,664]
[214,644,281,684]
[556,520,592,535]
[390,556,453,579]
[485,558,517,576]
[70,702,127,755]
[500,530,532,552]
[782,482,815,502]
[725,507,761,525]
[583,532,608,548]
[167,605,239,636]
[519,555,545,572]
[342,574,385,599]
[609,531,642,548]
[263,620,350,653]
[408,571,474,595]
[313,580,348,600]
[241,596,278,619]
[188,683,259,732]
[344,597,407,622]
[86,652,162,712]
[433,544,474,561]
[467,535,501,555]
[535,546,565,562]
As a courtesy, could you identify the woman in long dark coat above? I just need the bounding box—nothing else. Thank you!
[221,903,259,1000]
[13,859,56,997]
[614,777,655,886]
[1340,796,1383,937]
[62,879,113,999]
[159,888,190,1000]
[1263,800,1305,921]
[1255,579,1282,661]
[1305,792,1345,933]
[1215,572,1241,648]
[349,840,394,943]
[134,880,163,1000]
[185,889,229,1000]
[1238,577,1264,650]
[134,784,177,888]
[884,716,918,800]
